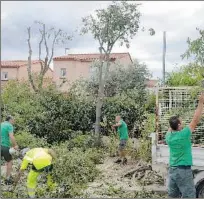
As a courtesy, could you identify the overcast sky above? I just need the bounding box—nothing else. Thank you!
[1,1,204,79]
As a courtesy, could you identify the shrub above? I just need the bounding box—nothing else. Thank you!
[105,134,119,157]
[28,91,96,143]
[15,131,49,149]
[67,133,99,151]
[2,80,42,132]
[145,93,156,114]
[130,113,155,162]
[102,90,146,137]
[49,145,103,197]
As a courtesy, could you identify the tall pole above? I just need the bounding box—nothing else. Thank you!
[163,31,166,86]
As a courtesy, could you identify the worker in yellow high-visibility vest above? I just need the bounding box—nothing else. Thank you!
[14,148,57,198]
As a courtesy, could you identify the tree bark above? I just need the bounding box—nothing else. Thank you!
[95,48,104,145]
[27,27,37,92]
[95,49,110,146]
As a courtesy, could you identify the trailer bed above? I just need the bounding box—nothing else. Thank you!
[155,144,204,167]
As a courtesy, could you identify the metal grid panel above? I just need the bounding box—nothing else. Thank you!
[157,87,204,145]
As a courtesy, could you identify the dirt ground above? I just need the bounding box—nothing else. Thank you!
[1,153,167,198]
[82,156,167,198]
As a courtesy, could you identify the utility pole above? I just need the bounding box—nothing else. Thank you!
[162,31,166,86]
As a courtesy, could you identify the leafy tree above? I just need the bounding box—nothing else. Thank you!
[1,80,42,131]
[28,91,96,143]
[166,63,204,86]
[81,1,155,141]
[181,28,204,66]
[87,60,151,97]
[27,21,72,92]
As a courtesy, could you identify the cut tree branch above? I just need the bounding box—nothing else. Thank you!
[47,29,62,69]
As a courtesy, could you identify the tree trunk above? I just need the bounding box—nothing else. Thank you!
[95,49,104,146]
[95,50,110,146]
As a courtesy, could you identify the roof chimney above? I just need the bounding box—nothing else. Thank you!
[65,48,69,55]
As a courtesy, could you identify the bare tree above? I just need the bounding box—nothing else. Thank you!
[82,1,155,144]
[27,21,72,92]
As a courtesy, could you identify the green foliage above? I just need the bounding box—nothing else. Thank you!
[15,131,49,149]
[166,63,204,86]
[134,189,166,198]
[181,28,204,66]
[131,114,155,162]
[105,133,119,157]
[2,80,41,131]
[102,91,146,136]
[67,133,100,151]
[81,1,154,137]
[2,134,104,198]
[145,93,156,113]
[87,60,150,98]
[50,145,103,197]
[81,1,142,51]
[28,91,96,143]
[2,72,150,144]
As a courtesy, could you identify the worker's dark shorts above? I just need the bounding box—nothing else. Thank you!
[32,164,53,173]
[1,146,12,162]
[167,166,196,198]
[118,140,127,151]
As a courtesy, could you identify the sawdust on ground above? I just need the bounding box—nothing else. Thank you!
[82,156,167,198]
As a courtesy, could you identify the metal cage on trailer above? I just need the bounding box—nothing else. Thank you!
[150,86,204,198]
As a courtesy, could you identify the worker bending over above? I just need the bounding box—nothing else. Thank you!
[14,148,57,198]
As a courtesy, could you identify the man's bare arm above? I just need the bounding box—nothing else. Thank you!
[189,93,204,132]
[113,121,122,128]
[9,133,18,149]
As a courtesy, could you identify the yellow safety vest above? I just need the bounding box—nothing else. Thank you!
[20,148,52,170]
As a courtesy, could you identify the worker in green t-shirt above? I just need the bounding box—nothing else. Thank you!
[112,115,129,165]
[1,115,19,185]
[165,93,204,198]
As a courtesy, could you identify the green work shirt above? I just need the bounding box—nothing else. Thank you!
[165,126,192,167]
[1,121,14,147]
[117,120,128,140]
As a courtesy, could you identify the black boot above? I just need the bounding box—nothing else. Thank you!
[5,177,14,185]
[114,159,122,164]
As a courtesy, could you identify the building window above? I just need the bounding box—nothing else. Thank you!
[1,72,8,80]
[60,68,66,78]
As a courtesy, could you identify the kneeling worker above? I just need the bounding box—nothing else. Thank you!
[14,148,57,198]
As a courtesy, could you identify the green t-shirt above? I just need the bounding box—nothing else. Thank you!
[165,126,192,167]
[117,120,128,140]
[1,121,14,147]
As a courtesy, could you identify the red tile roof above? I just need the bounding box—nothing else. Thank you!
[1,60,42,68]
[146,79,158,88]
[53,53,132,62]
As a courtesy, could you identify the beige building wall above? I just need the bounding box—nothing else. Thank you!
[1,68,18,80]
[18,63,53,81]
[1,63,53,91]
[53,55,132,92]
[53,60,91,92]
